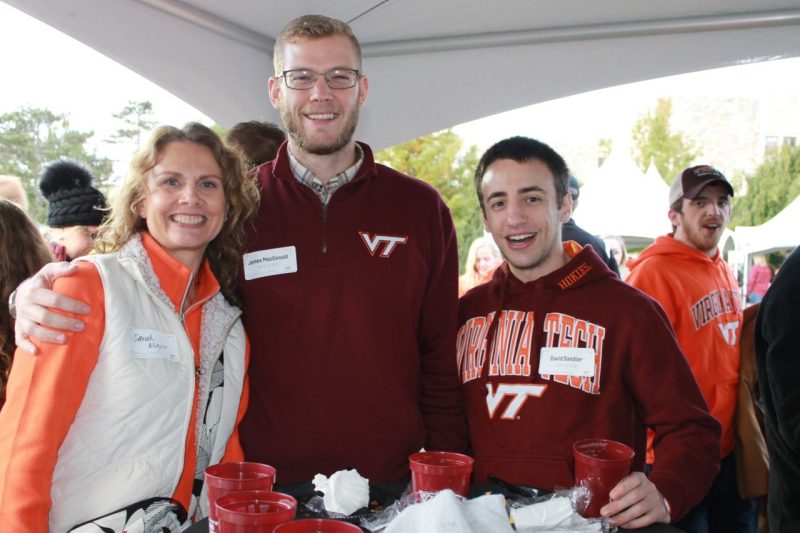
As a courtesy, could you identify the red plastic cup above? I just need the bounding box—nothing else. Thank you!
[409,451,474,497]
[206,462,277,533]
[573,438,635,518]
[216,490,297,533]
[274,519,362,532]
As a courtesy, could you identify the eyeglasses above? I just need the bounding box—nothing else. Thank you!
[276,68,361,90]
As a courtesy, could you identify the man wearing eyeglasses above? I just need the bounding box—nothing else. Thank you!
[13,15,468,485]
[237,14,468,483]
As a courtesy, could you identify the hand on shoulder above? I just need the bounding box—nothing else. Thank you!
[14,262,91,354]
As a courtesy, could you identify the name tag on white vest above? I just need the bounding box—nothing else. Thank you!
[129,328,179,360]
[538,347,596,377]
[243,246,298,280]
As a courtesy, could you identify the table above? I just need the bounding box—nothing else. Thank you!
[185,482,685,532]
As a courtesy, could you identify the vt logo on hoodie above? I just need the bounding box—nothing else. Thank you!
[457,309,607,419]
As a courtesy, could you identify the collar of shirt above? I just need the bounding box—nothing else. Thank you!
[288,144,365,205]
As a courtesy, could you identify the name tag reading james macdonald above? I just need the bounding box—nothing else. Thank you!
[129,328,179,360]
[538,347,596,377]
[243,246,298,280]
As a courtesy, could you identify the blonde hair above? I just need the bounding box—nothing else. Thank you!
[95,123,260,306]
[273,15,362,74]
[604,235,628,267]
[1,199,53,401]
[0,175,28,212]
[461,236,501,284]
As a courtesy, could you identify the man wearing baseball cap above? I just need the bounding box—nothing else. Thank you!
[627,165,757,532]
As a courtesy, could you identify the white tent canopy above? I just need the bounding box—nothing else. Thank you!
[645,161,666,188]
[731,196,799,305]
[574,150,671,248]
[735,195,800,255]
[5,0,800,150]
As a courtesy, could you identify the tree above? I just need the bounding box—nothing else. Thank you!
[597,138,613,166]
[732,144,800,227]
[632,98,699,184]
[0,106,113,223]
[376,130,482,270]
[107,100,156,149]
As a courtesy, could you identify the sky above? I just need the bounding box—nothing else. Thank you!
[453,58,800,154]
[0,2,212,169]
[2,1,799,171]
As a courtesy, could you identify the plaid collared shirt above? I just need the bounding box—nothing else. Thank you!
[288,144,365,206]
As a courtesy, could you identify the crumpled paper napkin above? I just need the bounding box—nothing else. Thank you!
[384,490,514,533]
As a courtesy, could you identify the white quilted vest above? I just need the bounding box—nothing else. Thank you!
[48,235,246,532]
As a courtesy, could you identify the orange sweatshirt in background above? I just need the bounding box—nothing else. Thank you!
[628,235,741,461]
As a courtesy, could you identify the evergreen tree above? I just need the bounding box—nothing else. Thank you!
[732,144,800,227]
[0,106,112,223]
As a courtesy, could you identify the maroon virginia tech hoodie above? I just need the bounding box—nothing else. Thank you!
[457,243,720,521]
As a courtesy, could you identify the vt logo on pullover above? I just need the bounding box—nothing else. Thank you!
[358,231,409,257]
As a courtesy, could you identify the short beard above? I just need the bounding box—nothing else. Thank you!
[281,105,359,156]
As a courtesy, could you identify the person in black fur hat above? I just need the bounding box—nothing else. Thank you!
[39,159,107,261]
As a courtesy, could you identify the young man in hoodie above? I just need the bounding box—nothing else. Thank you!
[627,166,757,532]
[458,136,720,529]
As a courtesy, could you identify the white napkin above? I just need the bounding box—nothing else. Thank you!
[312,469,370,516]
[512,495,603,533]
[510,496,573,528]
[384,490,513,533]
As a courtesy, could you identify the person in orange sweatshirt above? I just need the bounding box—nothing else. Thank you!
[0,123,259,532]
[627,165,757,533]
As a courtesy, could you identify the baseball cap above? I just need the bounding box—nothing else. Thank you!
[568,175,580,200]
[669,165,734,206]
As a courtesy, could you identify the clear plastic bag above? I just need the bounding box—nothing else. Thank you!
[508,487,611,532]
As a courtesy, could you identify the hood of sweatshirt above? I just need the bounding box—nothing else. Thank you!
[628,234,724,271]
[485,241,619,317]
[627,234,741,315]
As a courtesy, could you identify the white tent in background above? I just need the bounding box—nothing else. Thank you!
[735,194,800,255]
[732,195,799,306]
[573,150,671,249]
[645,161,667,188]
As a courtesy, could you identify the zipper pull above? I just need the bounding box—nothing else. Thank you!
[195,365,202,380]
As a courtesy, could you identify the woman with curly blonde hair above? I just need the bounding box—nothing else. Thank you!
[96,123,259,306]
[0,123,260,532]
[0,199,53,409]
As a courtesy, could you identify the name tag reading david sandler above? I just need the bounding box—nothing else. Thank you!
[243,246,298,280]
[538,347,596,377]
[129,328,179,360]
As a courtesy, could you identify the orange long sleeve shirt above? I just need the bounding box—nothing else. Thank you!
[0,233,249,531]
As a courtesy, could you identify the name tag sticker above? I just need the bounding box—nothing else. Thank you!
[243,246,298,280]
[538,347,596,377]
[129,328,179,360]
